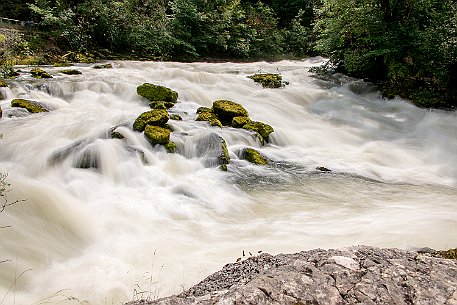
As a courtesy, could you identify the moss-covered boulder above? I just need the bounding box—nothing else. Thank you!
[241,148,269,165]
[137,83,178,104]
[149,101,175,109]
[60,69,82,75]
[196,111,222,128]
[144,125,171,145]
[170,114,182,121]
[11,99,49,113]
[164,141,177,153]
[0,79,7,87]
[197,106,212,113]
[133,109,169,132]
[433,248,457,259]
[93,63,112,69]
[30,67,52,79]
[53,62,72,67]
[243,121,274,142]
[248,73,286,88]
[232,116,251,128]
[212,100,249,124]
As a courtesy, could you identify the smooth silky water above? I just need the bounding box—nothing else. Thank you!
[0,59,456,304]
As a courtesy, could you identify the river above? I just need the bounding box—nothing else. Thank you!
[0,59,456,304]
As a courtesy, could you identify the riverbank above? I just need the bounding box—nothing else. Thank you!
[128,245,457,305]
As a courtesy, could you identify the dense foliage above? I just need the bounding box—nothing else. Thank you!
[1,0,456,108]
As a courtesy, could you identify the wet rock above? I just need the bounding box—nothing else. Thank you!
[149,101,174,109]
[164,141,177,153]
[0,105,2,118]
[144,125,171,145]
[248,73,286,88]
[30,67,52,79]
[60,69,82,75]
[196,111,222,128]
[195,133,230,167]
[137,83,178,104]
[73,145,98,169]
[231,116,251,128]
[133,109,169,132]
[196,106,212,114]
[93,63,112,69]
[111,130,124,139]
[170,114,182,121]
[316,166,332,172]
[243,121,274,142]
[129,245,457,305]
[241,148,268,165]
[11,99,49,113]
[53,62,72,67]
[0,79,7,87]
[212,100,248,124]
[433,248,457,259]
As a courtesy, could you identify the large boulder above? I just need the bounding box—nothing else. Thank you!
[127,245,457,305]
[212,100,248,124]
[231,116,251,128]
[137,83,178,103]
[195,133,230,167]
[144,125,171,145]
[241,148,268,165]
[30,67,52,79]
[248,73,286,88]
[243,121,274,142]
[133,109,169,132]
[11,99,49,113]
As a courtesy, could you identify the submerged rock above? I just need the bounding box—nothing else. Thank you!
[144,125,171,145]
[248,73,286,88]
[73,145,98,169]
[241,148,268,165]
[133,109,169,132]
[195,133,230,167]
[60,69,82,75]
[53,62,72,67]
[212,100,249,124]
[30,67,52,79]
[128,245,457,305]
[11,99,49,113]
[93,63,112,69]
[137,83,178,104]
[243,121,274,142]
[196,111,222,128]
[170,114,182,121]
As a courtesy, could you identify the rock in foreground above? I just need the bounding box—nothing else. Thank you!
[128,245,457,305]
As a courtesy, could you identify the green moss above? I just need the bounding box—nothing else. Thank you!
[196,111,222,128]
[11,99,49,113]
[111,131,124,139]
[212,100,249,124]
[232,116,251,128]
[170,114,182,121]
[30,67,52,79]
[53,62,72,67]
[197,106,212,113]
[220,139,230,165]
[248,73,285,88]
[137,83,178,103]
[219,164,228,171]
[434,248,457,259]
[241,148,268,165]
[93,63,112,69]
[149,101,175,109]
[0,79,7,87]
[144,125,171,145]
[164,141,177,153]
[243,121,274,142]
[133,109,169,132]
[60,69,82,75]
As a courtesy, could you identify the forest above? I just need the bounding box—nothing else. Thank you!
[1,0,456,108]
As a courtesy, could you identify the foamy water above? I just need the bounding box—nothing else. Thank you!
[0,59,456,304]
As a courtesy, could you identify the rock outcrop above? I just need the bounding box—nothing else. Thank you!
[128,245,457,305]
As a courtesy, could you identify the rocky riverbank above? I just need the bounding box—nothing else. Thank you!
[128,245,457,305]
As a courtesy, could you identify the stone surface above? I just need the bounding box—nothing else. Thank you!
[144,125,171,145]
[231,116,251,128]
[137,83,178,103]
[0,79,7,87]
[30,67,52,78]
[133,109,169,132]
[243,121,274,142]
[195,133,230,167]
[196,111,222,128]
[127,246,457,305]
[241,148,268,165]
[212,100,248,124]
[11,98,49,113]
[60,69,82,75]
[248,73,286,88]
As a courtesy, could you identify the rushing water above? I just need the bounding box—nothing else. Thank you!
[0,59,456,304]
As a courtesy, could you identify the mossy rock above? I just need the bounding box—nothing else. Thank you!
[111,131,124,139]
[232,116,251,128]
[170,114,182,121]
[433,248,457,259]
[93,63,113,69]
[164,141,177,153]
[196,111,222,128]
[197,106,212,114]
[212,100,249,124]
[248,73,285,88]
[133,109,169,132]
[60,69,82,75]
[0,105,2,118]
[11,99,49,113]
[137,83,178,103]
[243,121,274,142]
[241,148,269,165]
[149,101,175,109]
[0,79,7,87]
[53,62,72,67]
[144,125,170,145]
[30,67,52,79]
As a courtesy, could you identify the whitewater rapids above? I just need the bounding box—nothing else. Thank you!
[0,59,456,304]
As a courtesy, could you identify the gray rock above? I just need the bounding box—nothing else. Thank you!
[127,245,457,305]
